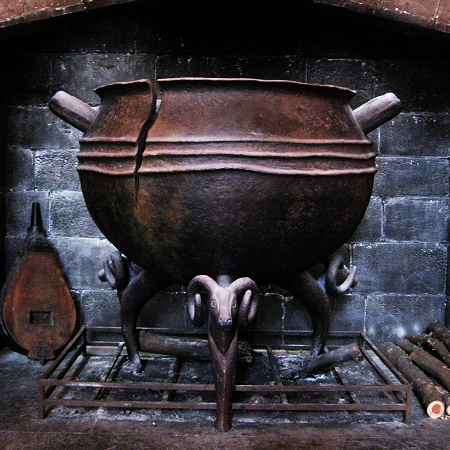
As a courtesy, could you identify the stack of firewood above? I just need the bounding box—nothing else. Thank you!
[381,320,450,419]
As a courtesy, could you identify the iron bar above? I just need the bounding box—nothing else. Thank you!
[364,334,410,386]
[40,398,409,413]
[325,345,358,405]
[93,342,125,401]
[40,378,410,393]
[39,326,87,418]
[266,345,289,405]
[162,358,181,402]
[39,327,411,421]
[41,325,86,380]
[40,335,86,401]
[360,346,405,405]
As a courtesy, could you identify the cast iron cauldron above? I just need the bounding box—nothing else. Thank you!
[53,78,390,282]
[49,78,400,431]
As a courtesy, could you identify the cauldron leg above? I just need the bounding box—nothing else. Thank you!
[283,271,332,356]
[98,252,169,373]
[282,254,357,357]
[208,321,239,432]
[186,275,260,431]
[119,269,169,373]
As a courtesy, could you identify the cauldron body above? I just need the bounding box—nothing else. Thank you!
[81,170,373,284]
[78,78,375,284]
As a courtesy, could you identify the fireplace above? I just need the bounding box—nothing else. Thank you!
[0,0,450,434]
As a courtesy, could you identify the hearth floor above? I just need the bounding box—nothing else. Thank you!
[1,347,450,449]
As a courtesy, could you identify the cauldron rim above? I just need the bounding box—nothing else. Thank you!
[157,77,356,96]
[92,77,356,100]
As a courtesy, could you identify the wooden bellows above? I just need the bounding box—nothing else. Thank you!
[0,203,76,363]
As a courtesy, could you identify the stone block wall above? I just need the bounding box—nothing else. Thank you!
[0,1,449,346]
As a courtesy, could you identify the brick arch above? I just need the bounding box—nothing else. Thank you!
[1,0,450,37]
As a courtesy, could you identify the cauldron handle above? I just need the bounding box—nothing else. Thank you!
[49,91,97,133]
[49,79,158,135]
[353,92,401,134]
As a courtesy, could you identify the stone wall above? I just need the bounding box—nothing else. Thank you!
[0,1,449,346]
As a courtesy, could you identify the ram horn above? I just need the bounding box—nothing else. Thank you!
[187,275,218,327]
[325,254,357,296]
[228,277,260,327]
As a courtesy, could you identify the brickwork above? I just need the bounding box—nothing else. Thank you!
[0,1,449,345]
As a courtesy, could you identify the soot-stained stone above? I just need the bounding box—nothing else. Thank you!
[5,106,82,149]
[52,53,155,105]
[307,59,375,107]
[49,237,117,290]
[373,157,449,198]
[384,197,449,243]
[247,292,284,332]
[0,54,51,106]
[353,242,447,295]
[49,191,103,238]
[365,294,446,343]
[155,55,304,82]
[2,147,34,191]
[330,293,366,332]
[376,60,450,113]
[81,290,121,327]
[5,191,50,238]
[138,291,187,331]
[35,149,80,191]
[348,196,383,243]
[380,113,450,157]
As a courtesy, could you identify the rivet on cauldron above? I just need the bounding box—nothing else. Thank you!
[49,78,401,431]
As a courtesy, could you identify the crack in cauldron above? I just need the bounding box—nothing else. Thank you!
[133,99,161,205]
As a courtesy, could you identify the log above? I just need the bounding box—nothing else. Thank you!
[429,320,450,352]
[138,330,253,363]
[397,338,450,393]
[381,342,445,419]
[405,332,450,368]
[301,343,361,378]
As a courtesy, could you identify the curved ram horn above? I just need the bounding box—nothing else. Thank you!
[188,293,204,327]
[98,251,129,290]
[187,275,218,327]
[229,277,260,327]
[325,254,357,296]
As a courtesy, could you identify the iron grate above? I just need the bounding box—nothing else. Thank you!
[39,326,412,423]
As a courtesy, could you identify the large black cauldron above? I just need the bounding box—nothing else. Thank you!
[77,78,375,283]
[50,78,400,430]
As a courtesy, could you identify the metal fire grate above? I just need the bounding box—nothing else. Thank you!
[39,326,412,423]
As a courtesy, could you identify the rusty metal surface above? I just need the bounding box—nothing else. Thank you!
[39,327,412,424]
[78,78,375,285]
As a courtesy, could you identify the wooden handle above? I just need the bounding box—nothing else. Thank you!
[48,91,97,132]
[353,93,401,134]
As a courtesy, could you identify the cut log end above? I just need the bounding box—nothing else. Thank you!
[427,400,445,419]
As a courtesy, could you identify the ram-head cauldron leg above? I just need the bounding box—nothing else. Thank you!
[283,253,357,357]
[187,275,260,432]
[99,251,169,374]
